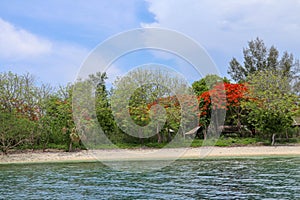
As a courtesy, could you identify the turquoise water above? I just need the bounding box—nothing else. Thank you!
[0,157,299,199]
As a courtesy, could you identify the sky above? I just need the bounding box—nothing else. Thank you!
[1,0,300,86]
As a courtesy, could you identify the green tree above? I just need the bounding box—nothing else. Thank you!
[88,72,116,137]
[42,90,74,151]
[40,84,86,151]
[244,70,299,145]
[72,73,116,149]
[0,71,52,151]
[0,71,46,120]
[111,66,196,144]
[228,37,299,84]
[0,112,36,154]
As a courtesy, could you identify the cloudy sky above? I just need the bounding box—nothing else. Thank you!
[1,0,300,85]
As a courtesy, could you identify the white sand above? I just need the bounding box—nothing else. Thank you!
[1,146,299,164]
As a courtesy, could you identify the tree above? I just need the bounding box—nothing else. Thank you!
[148,95,195,142]
[0,71,52,151]
[112,68,169,143]
[111,66,196,144]
[228,37,299,84]
[40,82,93,152]
[0,111,36,154]
[192,74,230,96]
[192,75,231,138]
[244,70,299,145]
[199,82,249,132]
[0,71,44,120]
[89,72,116,138]
[224,83,249,129]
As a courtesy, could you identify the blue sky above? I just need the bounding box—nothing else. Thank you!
[1,0,300,86]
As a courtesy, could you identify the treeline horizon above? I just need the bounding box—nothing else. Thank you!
[0,38,299,154]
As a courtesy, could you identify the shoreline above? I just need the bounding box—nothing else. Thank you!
[1,146,299,164]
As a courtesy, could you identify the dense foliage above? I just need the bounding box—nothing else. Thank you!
[0,39,299,153]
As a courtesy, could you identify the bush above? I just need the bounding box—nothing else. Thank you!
[0,112,36,154]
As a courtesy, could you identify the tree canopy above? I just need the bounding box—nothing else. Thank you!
[243,70,298,139]
[228,37,300,87]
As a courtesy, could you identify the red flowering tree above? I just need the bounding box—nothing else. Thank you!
[198,82,249,131]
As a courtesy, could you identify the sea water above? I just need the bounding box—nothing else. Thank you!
[0,157,299,199]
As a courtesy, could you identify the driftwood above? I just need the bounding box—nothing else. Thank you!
[184,126,202,135]
[184,126,206,139]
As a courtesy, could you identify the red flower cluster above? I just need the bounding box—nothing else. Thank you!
[198,82,249,116]
[146,83,249,120]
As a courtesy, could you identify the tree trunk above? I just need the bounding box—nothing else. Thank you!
[203,128,207,140]
[271,133,276,146]
[42,140,48,152]
[167,129,172,142]
[68,142,73,152]
[237,115,241,130]
[157,133,162,143]
[157,125,162,143]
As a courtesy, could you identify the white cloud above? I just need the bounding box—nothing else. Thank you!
[0,0,146,43]
[0,18,89,85]
[0,1,154,85]
[0,18,52,59]
[143,0,300,75]
[38,42,89,85]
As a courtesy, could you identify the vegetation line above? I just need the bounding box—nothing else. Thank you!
[0,38,299,154]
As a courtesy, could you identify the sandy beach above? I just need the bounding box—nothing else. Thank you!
[1,146,299,164]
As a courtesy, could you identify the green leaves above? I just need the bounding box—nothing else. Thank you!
[228,37,299,83]
[0,71,52,152]
[0,112,35,154]
[111,67,193,143]
[245,70,298,135]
